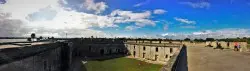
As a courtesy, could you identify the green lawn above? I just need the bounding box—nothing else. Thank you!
[85,57,163,71]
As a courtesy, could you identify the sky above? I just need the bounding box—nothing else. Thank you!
[0,0,250,39]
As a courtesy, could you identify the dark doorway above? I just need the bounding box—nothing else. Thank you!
[155,55,158,61]
[143,46,146,51]
[89,46,91,52]
[100,49,104,55]
[165,54,168,58]
[156,47,158,52]
[170,48,173,53]
[133,51,136,57]
[118,49,121,53]
[143,53,145,58]
[109,49,112,55]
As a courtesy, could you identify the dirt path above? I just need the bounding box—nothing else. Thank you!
[187,47,250,71]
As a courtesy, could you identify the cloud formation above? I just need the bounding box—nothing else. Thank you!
[161,28,250,39]
[23,28,110,38]
[180,2,210,9]
[0,13,29,37]
[125,26,141,31]
[82,0,108,14]
[153,9,167,14]
[163,24,169,31]
[134,0,151,7]
[110,10,155,27]
[180,26,196,29]
[174,17,196,24]
[0,0,157,37]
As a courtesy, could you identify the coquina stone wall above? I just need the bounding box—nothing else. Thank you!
[72,38,183,64]
[0,41,74,71]
[125,43,181,64]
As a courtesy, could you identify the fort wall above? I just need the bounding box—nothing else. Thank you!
[0,41,74,71]
[71,38,182,65]
[0,38,248,71]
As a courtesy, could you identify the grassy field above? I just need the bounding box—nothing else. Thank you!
[85,57,163,71]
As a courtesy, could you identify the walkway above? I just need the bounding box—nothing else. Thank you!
[188,47,250,71]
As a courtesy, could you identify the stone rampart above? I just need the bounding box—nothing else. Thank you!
[0,41,74,71]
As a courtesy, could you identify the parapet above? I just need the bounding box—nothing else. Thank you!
[0,41,59,65]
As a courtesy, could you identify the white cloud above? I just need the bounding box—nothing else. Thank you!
[125,26,141,31]
[161,33,177,37]
[110,10,155,27]
[153,9,167,14]
[0,0,156,37]
[26,6,58,21]
[180,2,210,9]
[82,0,108,14]
[180,26,196,29]
[110,10,151,19]
[134,0,151,7]
[160,28,250,39]
[174,17,196,24]
[0,12,111,37]
[23,28,111,38]
[0,13,29,37]
[0,0,60,20]
[27,10,119,29]
[163,24,168,31]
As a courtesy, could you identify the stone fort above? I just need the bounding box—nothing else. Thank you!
[0,38,248,71]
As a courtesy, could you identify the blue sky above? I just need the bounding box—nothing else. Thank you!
[0,0,250,38]
[100,0,250,37]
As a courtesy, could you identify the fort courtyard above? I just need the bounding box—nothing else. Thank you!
[2,0,250,71]
[85,57,162,71]
[0,38,250,71]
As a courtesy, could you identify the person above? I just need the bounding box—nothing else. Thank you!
[234,42,238,51]
[237,43,241,52]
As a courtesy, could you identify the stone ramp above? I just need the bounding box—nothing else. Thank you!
[188,47,250,71]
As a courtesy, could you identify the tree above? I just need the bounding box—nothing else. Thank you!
[194,39,205,42]
[39,36,43,40]
[27,38,31,41]
[206,38,214,41]
[247,39,250,44]
[51,36,54,40]
[243,37,247,39]
[184,38,191,41]
[194,39,198,41]
[31,33,36,39]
